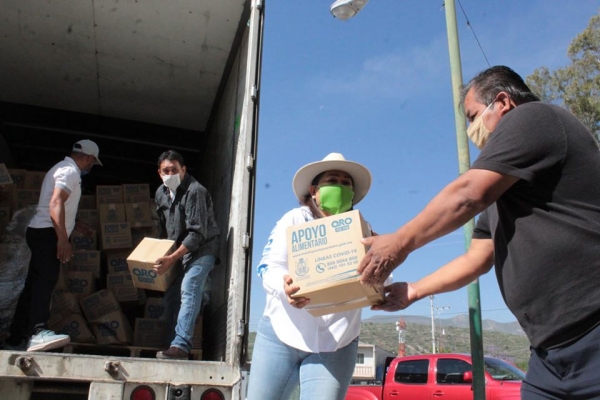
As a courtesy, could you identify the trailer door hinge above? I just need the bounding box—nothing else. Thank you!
[246,154,255,171]
[237,320,246,338]
[251,85,258,102]
[242,233,250,250]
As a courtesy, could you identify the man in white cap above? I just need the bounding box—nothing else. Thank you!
[6,139,102,352]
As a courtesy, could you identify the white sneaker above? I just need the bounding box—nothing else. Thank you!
[27,330,70,352]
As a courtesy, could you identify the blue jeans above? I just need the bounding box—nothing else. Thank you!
[246,316,358,400]
[163,255,215,353]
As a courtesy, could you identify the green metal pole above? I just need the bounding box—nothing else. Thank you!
[443,1,486,399]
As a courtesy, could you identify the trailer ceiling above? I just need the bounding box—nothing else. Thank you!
[0,0,247,132]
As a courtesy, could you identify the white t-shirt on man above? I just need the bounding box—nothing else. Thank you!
[29,157,82,236]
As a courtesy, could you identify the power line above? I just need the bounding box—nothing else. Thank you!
[456,0,491,67]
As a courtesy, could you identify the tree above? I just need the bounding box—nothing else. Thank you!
[526,12,600,143]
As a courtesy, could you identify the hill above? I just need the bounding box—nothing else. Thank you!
[363,314,526,336]
[247,316,530,370]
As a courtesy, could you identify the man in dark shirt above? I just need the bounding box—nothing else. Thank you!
[358,66,600,398]
[153,150,220,360]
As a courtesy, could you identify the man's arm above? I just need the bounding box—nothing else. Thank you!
[372,237,494,312]
[359,168,518,285]
[49,187,72,263]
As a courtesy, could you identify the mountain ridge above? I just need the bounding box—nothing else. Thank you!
[363,314,525,336]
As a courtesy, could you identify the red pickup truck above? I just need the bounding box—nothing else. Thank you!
[346,353,524,400]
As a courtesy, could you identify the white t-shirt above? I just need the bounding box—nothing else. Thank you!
[29,157,82,236]
[257,206,378,353]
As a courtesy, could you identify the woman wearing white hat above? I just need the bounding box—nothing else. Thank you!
[247,153,374,400]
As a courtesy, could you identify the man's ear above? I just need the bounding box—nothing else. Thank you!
[497,91,515,116]
[309,185,318,197]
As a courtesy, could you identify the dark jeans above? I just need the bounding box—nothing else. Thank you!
[522,322,600,399]
[8,227,61,343]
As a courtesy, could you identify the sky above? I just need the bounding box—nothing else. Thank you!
[248,0,600,332]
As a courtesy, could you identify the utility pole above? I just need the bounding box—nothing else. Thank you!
[395,317,406,356]
[430,296,436,353]
[434,306,450,352]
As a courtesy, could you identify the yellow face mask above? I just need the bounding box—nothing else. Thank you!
[467,102,494,149]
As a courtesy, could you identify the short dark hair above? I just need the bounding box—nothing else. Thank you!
[460,66,539,108]
[158,150,185,168]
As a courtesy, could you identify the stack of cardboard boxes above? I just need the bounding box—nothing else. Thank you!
[1,166,204,353]
[0,165,45,234]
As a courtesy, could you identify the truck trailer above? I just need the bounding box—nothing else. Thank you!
[0,0,264,399]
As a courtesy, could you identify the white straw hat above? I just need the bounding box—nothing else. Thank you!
[292,153,372,205]
[72,139,102,166]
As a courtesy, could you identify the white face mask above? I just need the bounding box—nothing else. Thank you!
[161,174,181,192]
[466,102,494,149]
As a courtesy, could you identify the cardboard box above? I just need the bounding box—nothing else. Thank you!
[13,189,40,210]
[23,171,47,190]
[79,195,97,210]
[53,263,68,291]
[123,184,151,203]
[131,226,158,248]
[0,185,15,207]
[7,169,26,188]
[76,209,99,231]
[50,290,82,318]
[66,271,96,299]
[191,315,203,349]
[98,203,127,223]
[100,222,132,250]
[107,273,146,303]
[69,250,102,278]
[96,185,123,206]
[133,318,168,347]
[143,297,165,319]
[70,229,97,251]
[126,238,177,291]
[90,310,133,345]
[49,313,96,343]
[105,249,131,274]
[286,210,384,317]
[0,164,13,185]
[125,202,154,228]
[80,289,121,321]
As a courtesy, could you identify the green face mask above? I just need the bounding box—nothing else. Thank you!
[318,185,355,215]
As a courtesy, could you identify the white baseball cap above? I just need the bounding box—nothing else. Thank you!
[72,139,102,166]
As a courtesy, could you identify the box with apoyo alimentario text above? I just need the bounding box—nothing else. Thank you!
[286,210,384,317]
[126,238,178,291]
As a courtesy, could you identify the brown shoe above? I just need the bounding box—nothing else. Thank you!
[156,346,189,360]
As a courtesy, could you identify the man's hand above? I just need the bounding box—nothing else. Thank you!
[371,282,418,312]
[284,275,310,309]
[57,238,73,263]
[153,255,176,275]
[359,232,407,286]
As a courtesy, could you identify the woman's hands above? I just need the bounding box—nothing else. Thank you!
[283,275,310,309]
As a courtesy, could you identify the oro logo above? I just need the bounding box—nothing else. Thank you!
[68,278,88,287]
[331,217,353,228]
[133,268,157,279]
[73,236,94,245]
